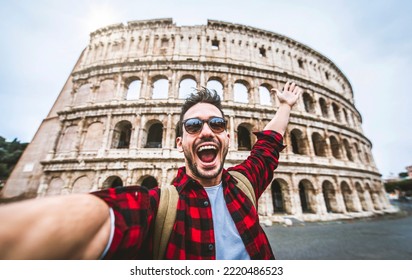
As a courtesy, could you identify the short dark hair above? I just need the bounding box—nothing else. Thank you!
[177,88,225,137]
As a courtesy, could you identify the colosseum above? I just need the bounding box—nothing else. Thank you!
[3,18,394,222]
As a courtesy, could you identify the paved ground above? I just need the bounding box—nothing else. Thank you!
[263,201,412,260]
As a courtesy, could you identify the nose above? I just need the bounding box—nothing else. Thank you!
[198,121,214,138]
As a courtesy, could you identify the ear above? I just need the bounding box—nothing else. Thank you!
[226,132,230,147]
[176,136,183,152]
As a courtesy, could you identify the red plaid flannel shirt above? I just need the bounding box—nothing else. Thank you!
[92,130,285,259]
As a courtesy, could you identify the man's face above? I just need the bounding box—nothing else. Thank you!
[176,103,230,187]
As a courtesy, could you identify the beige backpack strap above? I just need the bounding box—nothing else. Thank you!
[229,170,256,208]
[153,185,179,259]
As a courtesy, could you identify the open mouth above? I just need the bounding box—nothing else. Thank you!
[197,145,218,163]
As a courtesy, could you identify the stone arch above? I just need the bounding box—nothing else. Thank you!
[341,181,356,212]
[342,108,349,124]
[96,79,115,102]
[178,76,197,99]
[271,179,285,213]
[74,83,91,105]
[364,183,375,210]
[233,80,249,103]
[290,128,308,155]
[140,175,159,189]
[237,124,252,151]
[319,97,329,118]
[322,180,339,213]
[111,120,132,149]
[367,183,382,210]
[72,175,92,193]
[259,84,272,105]
[302,92,315,114]
[332,102,341,122]
[206,78,224,100]
[355,182,369,211]
[126,79,142,100]
[57,125,78,153]
[82,122,104,152]
[47,177,64,196]
[145,121,163,148]
[152,76,169,99]
[312,132,327,157]
[343,138,354,161]
[298,179,316,213]
[353,142,361,162]
[329,135,342,159]
[103,176,123,189]
[363,146,371,164]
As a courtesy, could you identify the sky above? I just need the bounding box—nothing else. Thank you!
[0,0,411,179]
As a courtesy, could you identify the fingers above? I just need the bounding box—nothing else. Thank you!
[272,81,301,95]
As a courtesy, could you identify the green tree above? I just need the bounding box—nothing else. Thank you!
[0,136,28,184]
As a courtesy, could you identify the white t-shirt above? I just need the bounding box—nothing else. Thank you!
[204,182,250,260]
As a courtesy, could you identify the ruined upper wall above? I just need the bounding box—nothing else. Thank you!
[76,18,353,102]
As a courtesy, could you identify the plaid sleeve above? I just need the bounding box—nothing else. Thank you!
[229,130,285,199]
[91,186,159,259]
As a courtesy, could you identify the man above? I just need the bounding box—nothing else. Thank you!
[0,81,301,259]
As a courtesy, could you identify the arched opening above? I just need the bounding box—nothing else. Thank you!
[299,180,315,213]
[141,176,158,189]
[112,121,132,149]
[271,180,284,213]
[96,79,115,103]
[319,98,329,118]
[103,176,123,189]
[72,176,92,193]
[233,81,249,103]
[127,79,141,100]
[237,125,252,151]
[365,184,375,210]
[341,181,355,212]
[206,79,224,100]
[343,139,354,161]
[178,77,197,99]
[259,85,271,105]
[145,123,163,148]
[329,136,341,159]
[57,125,78,153]
[355,182,369,211]
[302,92,315,113]
[312,132,327,157]
[342,108,348,124]
[82,122,103,152]
[332,103,341,122]
[47,177,64,196]
[290,129,307,155]
[322,181,338,213]
[152,78,169,99]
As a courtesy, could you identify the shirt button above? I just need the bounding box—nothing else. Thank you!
[208,244,214,251]
[203,200,209,207]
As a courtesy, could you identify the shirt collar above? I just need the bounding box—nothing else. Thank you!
[173,167,234,192]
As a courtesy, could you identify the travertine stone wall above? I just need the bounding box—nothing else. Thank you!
[4,18,392,221]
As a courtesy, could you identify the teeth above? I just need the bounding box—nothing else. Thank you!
[198,145,217,152]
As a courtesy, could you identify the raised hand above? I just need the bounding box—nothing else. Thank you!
[271,81,302,108]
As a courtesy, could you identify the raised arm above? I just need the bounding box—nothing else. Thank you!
[0,194,111,259]
[264,81,302,135]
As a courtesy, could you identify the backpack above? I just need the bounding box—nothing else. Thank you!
[153,170,256,259]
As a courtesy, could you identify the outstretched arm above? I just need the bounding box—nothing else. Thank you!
[0,194,111,259]
[263,81,302,135]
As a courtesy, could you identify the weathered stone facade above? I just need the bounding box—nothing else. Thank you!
[3,18,393,221]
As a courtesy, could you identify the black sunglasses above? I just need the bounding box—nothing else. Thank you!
[182,117,227,134]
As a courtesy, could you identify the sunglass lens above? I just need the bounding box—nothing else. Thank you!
[209,117,226,132]
[185,118,203,134]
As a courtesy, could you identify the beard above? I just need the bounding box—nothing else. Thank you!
[183,142,229,180]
